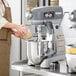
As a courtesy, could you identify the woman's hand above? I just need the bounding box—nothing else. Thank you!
[12,30,32,40]
[13,24,28,38]
[12,24,32,39]
[12,30,26,39]
[3,22,32,39]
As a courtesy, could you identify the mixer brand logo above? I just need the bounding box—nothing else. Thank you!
[55,12,62,15]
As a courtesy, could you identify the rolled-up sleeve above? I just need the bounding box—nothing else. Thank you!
[0,3,8,29]
[0,17,8,29]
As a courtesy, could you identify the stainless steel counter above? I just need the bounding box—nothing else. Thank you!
[11,60,69,76]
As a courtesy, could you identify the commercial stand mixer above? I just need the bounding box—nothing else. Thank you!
[26,6,65,68]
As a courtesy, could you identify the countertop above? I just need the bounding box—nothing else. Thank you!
[11,60,68,76]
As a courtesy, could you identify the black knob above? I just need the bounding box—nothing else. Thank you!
[55,25,59,29]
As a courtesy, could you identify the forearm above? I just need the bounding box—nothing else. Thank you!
[0,17,19,30]
[3,22,17,30]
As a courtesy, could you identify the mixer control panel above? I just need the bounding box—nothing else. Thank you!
[44,11,54,18]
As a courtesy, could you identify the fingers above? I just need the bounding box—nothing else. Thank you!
[11,24,32,39]
[12,31,24,39]
[13,25,28,37]
[18,28,28,37]
[20,25,25,27]
[23,32,32,39]
[12,30,32,40]
[12,31,20,38]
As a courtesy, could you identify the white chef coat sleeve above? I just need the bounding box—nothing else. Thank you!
[0,3,8,29]
[0,16,8,29]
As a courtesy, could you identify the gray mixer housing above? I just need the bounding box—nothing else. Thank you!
[26,6,65,68]
[30,6,63,25]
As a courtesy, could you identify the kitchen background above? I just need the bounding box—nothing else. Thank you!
[6,0,76,76]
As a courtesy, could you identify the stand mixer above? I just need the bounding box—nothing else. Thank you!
[26,6,65,68]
